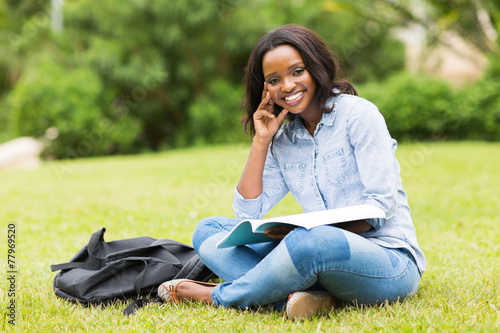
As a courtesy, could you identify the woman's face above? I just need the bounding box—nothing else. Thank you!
[262,45,318,116]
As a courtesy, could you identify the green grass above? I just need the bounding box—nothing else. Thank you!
[1,142,499,332]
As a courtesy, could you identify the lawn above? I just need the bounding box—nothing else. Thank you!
[1,142,499,332]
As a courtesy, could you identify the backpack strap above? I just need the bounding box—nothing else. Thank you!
[122,297,162,316]
[133,259,149,295]
[121,258,166,316]
[50,228,107,272]
[174,254,214,281]
[50,260,104,272]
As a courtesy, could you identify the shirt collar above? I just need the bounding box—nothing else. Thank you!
[290,94,339,141]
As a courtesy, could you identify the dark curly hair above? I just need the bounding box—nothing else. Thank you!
[243,24,357,136]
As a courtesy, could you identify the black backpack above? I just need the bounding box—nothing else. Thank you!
[51,228,214,315]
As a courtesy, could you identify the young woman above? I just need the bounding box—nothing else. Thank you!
[159,24,426,319]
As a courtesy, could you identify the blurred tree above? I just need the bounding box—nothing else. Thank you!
[186,79,245,145]
[0,0,53,142]
[329,0,499,54]
[222,0,406,83]
[62,0,226,149]
[1,0,407,155]
[7,53,142,158]
[308,2,405,83]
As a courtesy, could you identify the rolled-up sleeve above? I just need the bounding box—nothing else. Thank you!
[232,145,289,221]
[232,187,264,221]
[346,100,398,230]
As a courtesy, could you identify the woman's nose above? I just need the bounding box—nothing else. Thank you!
[282,77,296,92]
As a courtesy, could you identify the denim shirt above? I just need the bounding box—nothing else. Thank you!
[233,93,426,275]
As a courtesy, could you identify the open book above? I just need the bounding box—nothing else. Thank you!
[216,204,386,248]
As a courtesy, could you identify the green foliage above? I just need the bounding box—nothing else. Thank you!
[359,59,500,142]
[3,0,498,154]
[7,55,141,158]
[347,0,499,55]
[0,0,409,157]
[425,0,499,53]
[186,79,246,145]
[358,72,457,141]
[457,52,500,141]
[62,0,222,149]
[309,9,406,83]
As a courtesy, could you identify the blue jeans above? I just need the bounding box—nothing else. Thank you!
[192,217,421,310]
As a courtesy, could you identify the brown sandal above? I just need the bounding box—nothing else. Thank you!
[158,279,218,303]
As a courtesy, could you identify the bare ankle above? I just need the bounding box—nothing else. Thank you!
[176,282,214,304]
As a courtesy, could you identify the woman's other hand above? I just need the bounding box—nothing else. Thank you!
[263,226,297,240]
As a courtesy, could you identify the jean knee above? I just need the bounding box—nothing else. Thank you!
[192,216,237,252]
[192,217,216,252]
[285,226,349,256]
[284,226,351,275]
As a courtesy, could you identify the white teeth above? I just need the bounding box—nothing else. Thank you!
[285,91,303,101]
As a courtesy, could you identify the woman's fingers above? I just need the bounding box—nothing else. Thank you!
[264,226,297,240]
[276,108,288,123]
[258,91,271,111]
[259,83,275,113]
[254,84,288,139]
[254,109,275,120]
[261,82,267,100]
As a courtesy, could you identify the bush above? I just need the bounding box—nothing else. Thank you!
[358,72,458,141]
[457,54,500,141]
[7,57,141,158]
[184,79,247,145]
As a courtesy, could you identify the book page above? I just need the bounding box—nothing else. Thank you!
[253,204,385,232]
[216,204,385,248]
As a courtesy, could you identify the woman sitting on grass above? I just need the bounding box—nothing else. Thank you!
[159,24,426,319]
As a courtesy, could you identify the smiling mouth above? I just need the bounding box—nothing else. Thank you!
[284,91,304,103]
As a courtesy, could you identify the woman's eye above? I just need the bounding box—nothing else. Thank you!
[268,78,279,85]
[293,68,304,76]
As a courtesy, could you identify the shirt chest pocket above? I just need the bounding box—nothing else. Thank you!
[283,163,307,195]
[322,148,348,185]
